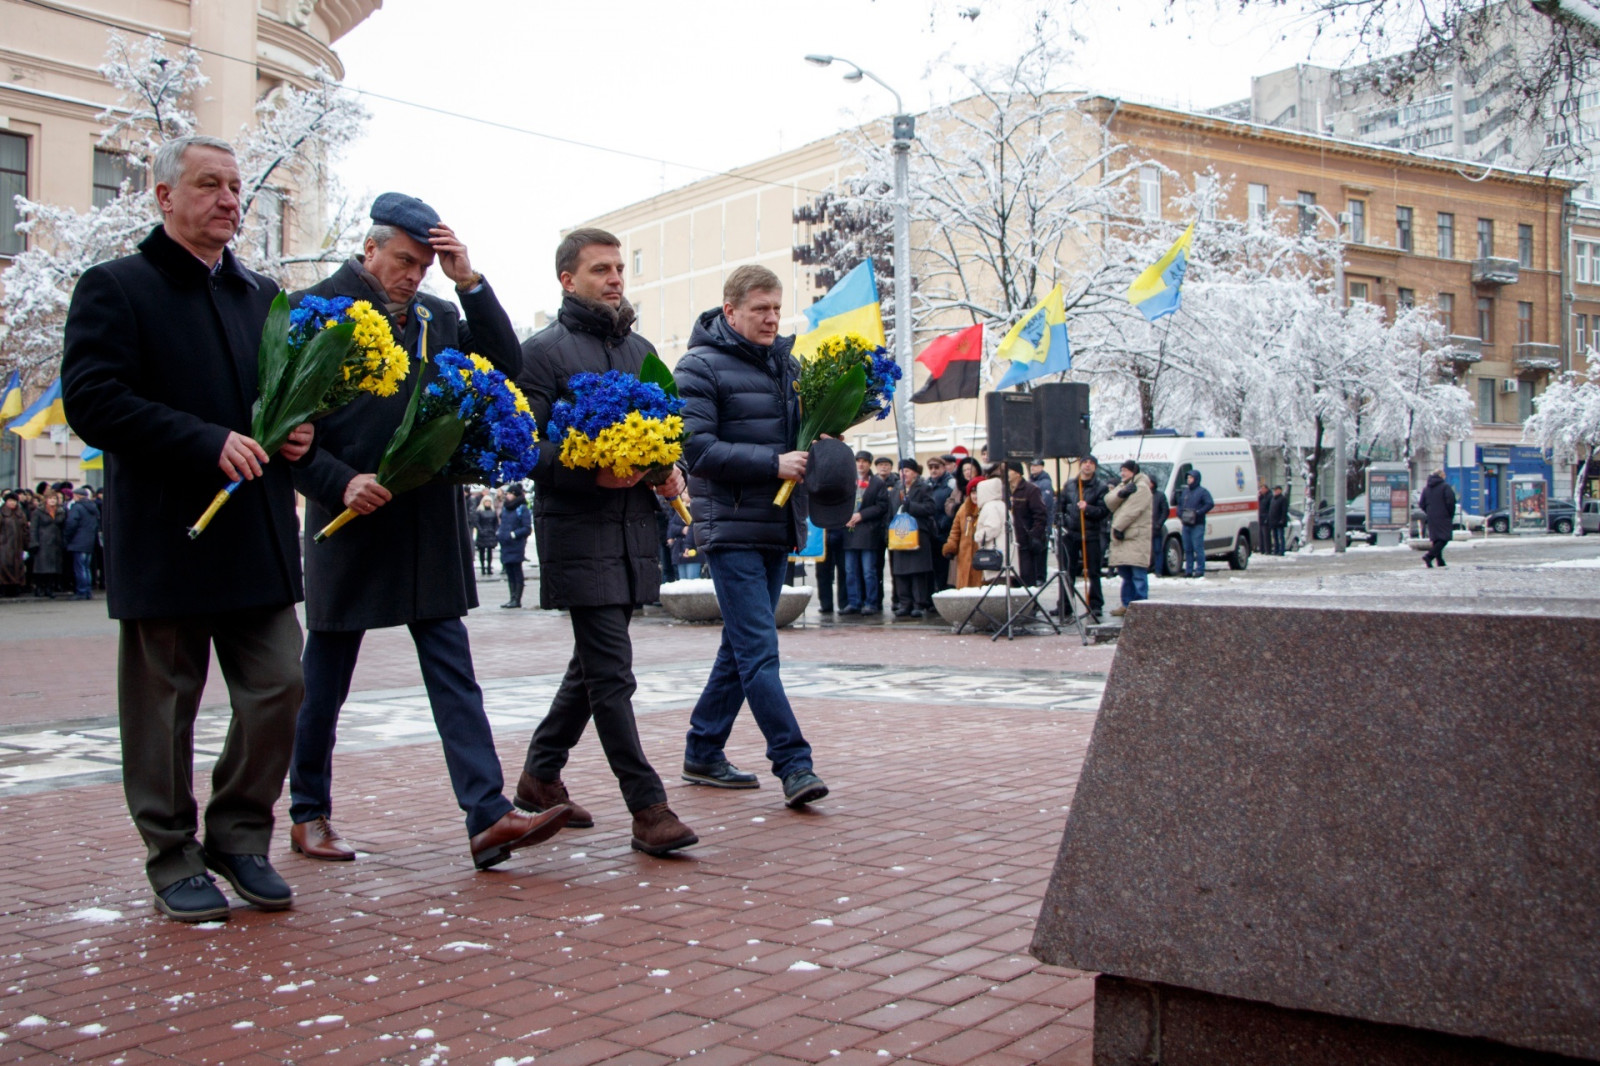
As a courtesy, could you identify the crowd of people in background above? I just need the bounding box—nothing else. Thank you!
[0,481,104,599]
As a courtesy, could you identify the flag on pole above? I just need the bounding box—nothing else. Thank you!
[911,323,983,404]
[0,371,22,423]
[994,285,1070,390]
[5,379,67,439]
[793,261,887,358]
[1127,221,1195,322]
[80,447,104,470]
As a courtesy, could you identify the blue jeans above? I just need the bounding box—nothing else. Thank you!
[685,549,813,780]
[1118,565,1149,606]
[1181,523,1206,575]
[1270,526,1286,555]
[73,551,94,597]
[290,618,511,836]
[842,548,879,611]
[678,561,702,580]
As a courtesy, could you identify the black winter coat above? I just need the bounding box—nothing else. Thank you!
[677,309,806,553]
[1011,478,1049,552]
[1421,474,1457,541]
[519,294,664,609]
[61,226,302,619]
[291,260,520,631]
[64,499,101,554]
[28,506,67,575]
[497,498,531,565]
[1060,474,1110,539]
[472,505,499,549]
[888,477,938,576]
[1267,494,1290,529]
[842,475,888,552]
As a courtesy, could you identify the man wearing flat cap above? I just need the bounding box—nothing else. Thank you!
[287,193,571,871]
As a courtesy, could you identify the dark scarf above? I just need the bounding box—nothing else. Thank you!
[350,257,411,319]
[561,292,637,340]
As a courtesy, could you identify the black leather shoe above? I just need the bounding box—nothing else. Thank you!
[682,760,760,789]
[782,770,829,809]
[154,873,230,923]
[203,849,292,911]
[839,606,861,616]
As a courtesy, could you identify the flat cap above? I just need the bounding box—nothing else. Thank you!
[370,192,441,247]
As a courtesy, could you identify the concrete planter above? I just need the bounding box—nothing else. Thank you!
[658,578,814,627]
[932,586,1029,631]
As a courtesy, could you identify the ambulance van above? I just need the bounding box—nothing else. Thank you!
[1090,432,1260,576]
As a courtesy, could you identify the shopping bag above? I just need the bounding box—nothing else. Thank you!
[887,512,921,551]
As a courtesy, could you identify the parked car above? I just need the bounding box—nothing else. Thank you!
[1485,499,1576,535]
[1582,499,1599,534]
[1312,494,1372,544]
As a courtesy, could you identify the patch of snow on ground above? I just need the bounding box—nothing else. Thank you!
[69,908,122,923]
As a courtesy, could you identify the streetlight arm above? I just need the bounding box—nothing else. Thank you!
[806,53,904,115]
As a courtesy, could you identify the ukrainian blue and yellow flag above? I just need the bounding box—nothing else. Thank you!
[5,378,67,439]
[793,260,887,357]
[994,284,1070,390]
[1128,221,1195,322]
[0,371,23,424]
[80,447,104,471]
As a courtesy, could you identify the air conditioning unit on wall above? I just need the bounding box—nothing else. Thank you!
[1501,378,1521,394]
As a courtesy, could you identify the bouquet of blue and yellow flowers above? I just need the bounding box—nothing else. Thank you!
[772,331,901,507]
[314,348,539,541]
[546,353,692,523]
[188,293,409,537]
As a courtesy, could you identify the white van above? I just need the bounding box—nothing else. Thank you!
[1091,432,1260,576]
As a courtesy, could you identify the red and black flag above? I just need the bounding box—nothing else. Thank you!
[911,323,983,404]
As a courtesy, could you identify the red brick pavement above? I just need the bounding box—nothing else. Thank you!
[0,681,1100,1063]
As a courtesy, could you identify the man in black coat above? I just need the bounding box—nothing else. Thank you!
[61,135,312,923]
[1267,485,1290,555]
[677,265,829,810]
[1420,470,1457,568]
[64,486,100,600]
[513,227,697,857]
[1058,457,1108,620]
[1006,461,1049,585]
[840,450,887,614]
[287,193,569,871]
[889,458,939,617]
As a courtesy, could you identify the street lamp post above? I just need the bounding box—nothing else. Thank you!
[1283,198,1349,553]
[805,54,916,461]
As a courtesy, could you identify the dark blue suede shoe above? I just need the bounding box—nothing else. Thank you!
[682,760,760,789]
[154,873,231,923]
[782,770,829,809]
[203,849,292,911]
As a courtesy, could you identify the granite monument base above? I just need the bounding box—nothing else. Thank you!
[1032,590,1600,1064]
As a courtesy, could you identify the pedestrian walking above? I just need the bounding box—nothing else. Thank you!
[61,135,313,922]
[497,485,530,607]
[1420,469,1456,568]
[1174,469,1214,576]
[515,228,696,856]
[1106,460,1153,615]
[677,265,829,810]
[288,192,568,871]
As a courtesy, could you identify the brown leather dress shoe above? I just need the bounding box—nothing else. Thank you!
[513,772,594,828]
[630,803,698,857]
[290,817,356,861]
[470,805,570,870]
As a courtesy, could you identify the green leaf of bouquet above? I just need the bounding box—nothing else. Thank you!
[799,365,867,445]
[381,358,429,457]
[377,414,466,494]
[259,321,355,451]
[639,352,678,398]
[252,293,292,435]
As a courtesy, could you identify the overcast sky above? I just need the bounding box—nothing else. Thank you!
[331,0,1364,329]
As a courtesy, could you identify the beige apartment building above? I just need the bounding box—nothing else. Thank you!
[579,93,1587,510]
[1,0,380,487]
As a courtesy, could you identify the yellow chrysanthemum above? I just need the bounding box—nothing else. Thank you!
[554,414,683,478]
[506,379,532,415]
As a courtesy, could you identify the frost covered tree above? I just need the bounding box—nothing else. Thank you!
[1524,360,1600,498]
[0,32,364,380]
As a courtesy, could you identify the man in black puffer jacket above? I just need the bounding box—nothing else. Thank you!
[514,228,697,857]
[677,265,829,811]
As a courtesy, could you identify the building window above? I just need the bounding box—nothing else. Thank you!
[1579,241,1594,284]
[1517,301,1533,343]
[1437,212,1455,258]
[1477,297,1494,342]
[1348,280,1369,304]
[1396,206,1414,252]
[1478,377,1496,422]
[0,132,26,258]
[1139,167,1161,220]
[633,249,644,276]
[1297,191,1317,236]
[91,148,145,209]
[1477,218,1494,259]
[1347,199,1366,244]
[1577,312,1589,353]
[1518,380,1534,422]
[253,188,284,261]
[1247,183,1268,226]
[1517,224,1534,269]
[1398,287,1416,310]
[1438,292,1455,333]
